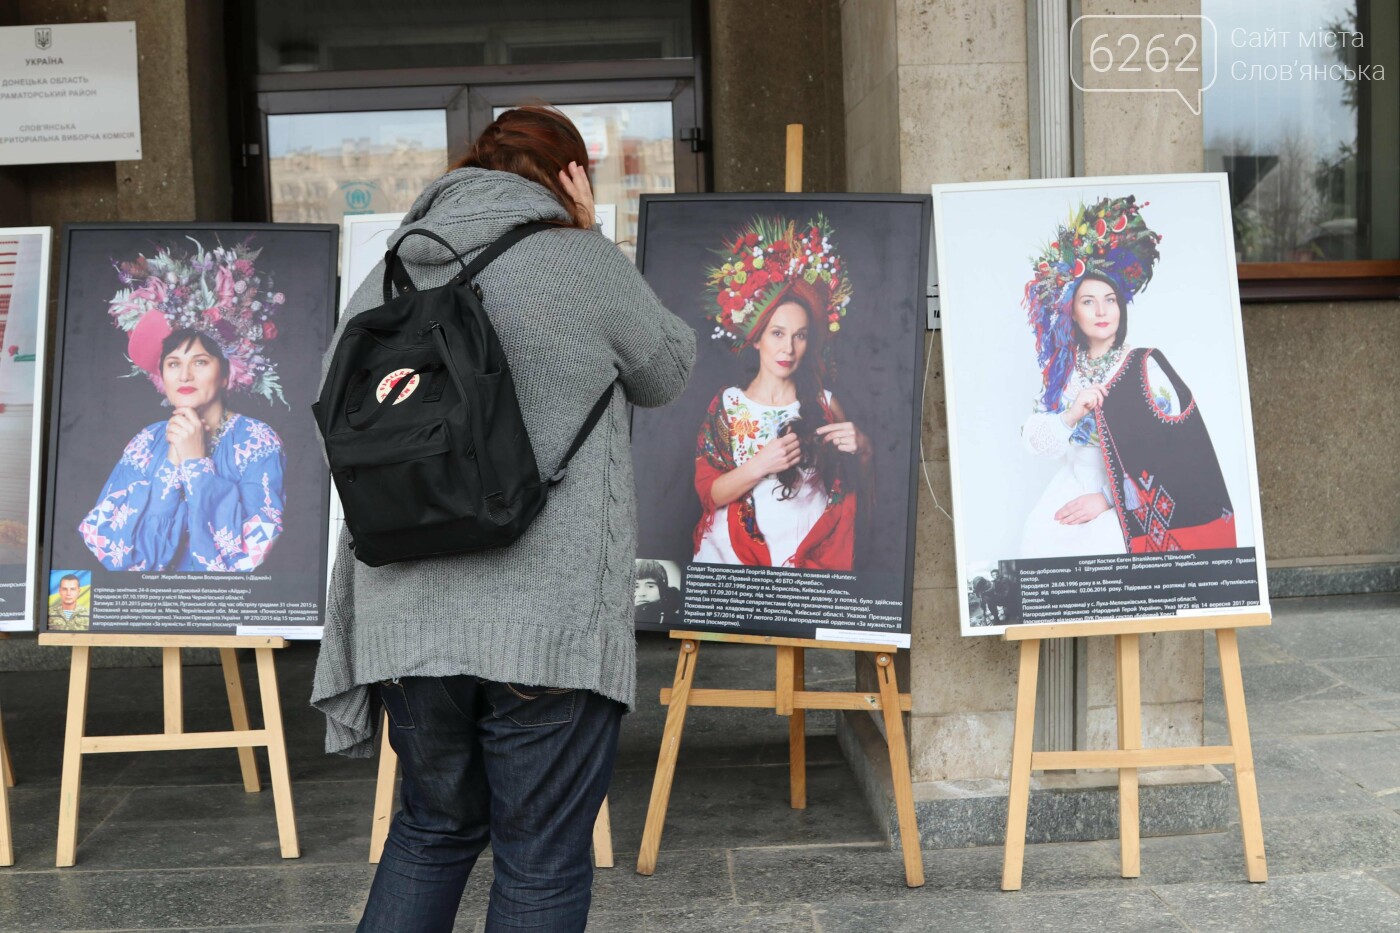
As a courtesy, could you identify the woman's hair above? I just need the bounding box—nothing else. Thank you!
[451,105,593,229]
[635,560,670,588]
[160,329,228,386]
[1071,271,1130,350]
[745,295,842,501]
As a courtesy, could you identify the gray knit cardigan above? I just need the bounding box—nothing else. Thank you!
[311,168,695,756]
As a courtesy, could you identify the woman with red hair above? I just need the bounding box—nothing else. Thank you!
[313,106,695,932]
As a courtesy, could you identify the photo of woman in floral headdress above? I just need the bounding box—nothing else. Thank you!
[935,175,1267,635]
[1019,196,1237,558]
[693,216,872,570]
[78,238,288,573]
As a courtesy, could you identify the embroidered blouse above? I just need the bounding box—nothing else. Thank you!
[79,413,286,573]
[1020,347,1179,509]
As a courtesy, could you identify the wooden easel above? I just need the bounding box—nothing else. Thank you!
[368,713,615,867]
[637,631,922,886]
[0,631,12,866]
[1001,613,1270,890]
[37,633,299,867]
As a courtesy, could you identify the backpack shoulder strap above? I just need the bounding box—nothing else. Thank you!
[454,221,556,285]
[548,383,617,485]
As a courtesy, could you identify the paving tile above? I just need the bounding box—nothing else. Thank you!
[67,812,369,871]
[815,889,1187,932]
[0,785,131,873]
[1315,657,1400,699]
[1206,698,1398,739]
[1255,775,1389,821]
[1153,870,1400,933]
[1204,627,1298,669]
[1296,732,1400,797]
[1204,663,1349,707]
[646,904,817,931]
[1257,607,1400,662]
[0,864,374,930]
[730,840,1124,906]
[1261,811,1400,876]
[607,762,883,854]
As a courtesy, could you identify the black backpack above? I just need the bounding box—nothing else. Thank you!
[313,223,613,567]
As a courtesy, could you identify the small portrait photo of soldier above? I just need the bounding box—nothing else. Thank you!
[47,570,92,632]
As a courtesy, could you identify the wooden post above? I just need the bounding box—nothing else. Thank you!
[55,644,91,867]
[369,712,396,864]
[999,613,1270,889]
[1217,627,1268,882]
[1001,638,1041,891]
[220,649,261,793]
[254,646,299,859]
[637,638,699,876]
[0,692,11,867]
[1115,633,1142,878]
[789,647,807,810]
[40,633,295,866]
[592,796,615,869]
[785,124,804,193]
[876,653,924,887]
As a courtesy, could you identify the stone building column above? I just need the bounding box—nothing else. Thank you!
[837,0,1225,848]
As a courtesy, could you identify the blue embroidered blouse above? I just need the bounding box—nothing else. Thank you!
[79,413,286,572]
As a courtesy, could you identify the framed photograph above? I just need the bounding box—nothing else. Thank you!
[339,212,405,313]
[631,194,931,648]
[43,223,339,637]
[0,227,52,631]
[933,174,1268,635]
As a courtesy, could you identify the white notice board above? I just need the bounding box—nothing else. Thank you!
[0,22,141,165]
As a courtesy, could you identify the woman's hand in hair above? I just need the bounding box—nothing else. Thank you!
[165,408,208,465]
[750,432,803,477]
[1061,385,1106,427]
[1054,492,1111,525]
[816,421,868,458]
[557,161,595,227]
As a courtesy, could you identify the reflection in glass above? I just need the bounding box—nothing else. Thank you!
[251,1,694,72]
[495,101,675,258]
[268,110,448,224]
[1203,0,1398,262]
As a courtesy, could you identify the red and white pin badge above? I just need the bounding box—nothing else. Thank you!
[376,368,420,405]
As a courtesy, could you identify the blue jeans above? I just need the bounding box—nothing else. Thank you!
[357,677,622,933]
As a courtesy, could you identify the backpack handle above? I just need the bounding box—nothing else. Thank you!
[382,229,470,302]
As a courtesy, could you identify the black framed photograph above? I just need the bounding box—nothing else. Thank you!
[631,194,930,648]
[42,223,339,636]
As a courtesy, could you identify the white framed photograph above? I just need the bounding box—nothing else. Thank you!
[0,227,51,631]
[934,174,1269,636]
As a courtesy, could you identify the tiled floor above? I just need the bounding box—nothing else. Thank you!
[1,592,1399,931]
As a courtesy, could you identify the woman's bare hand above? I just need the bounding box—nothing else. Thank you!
[750,433,802,476]
[165,408,208,464]
[557,161,595,226]
[1061,384,1106,426]
[1054,492,1111,525]
[815,420,866,455]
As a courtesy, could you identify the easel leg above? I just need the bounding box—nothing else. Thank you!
[1002,638,1041,891]
[0,697,11,866]
[0,697,14,788]
[162,647,183,734]
[369,711,396,864]
[1217,628,1268,882]
[637,638,698,876]
[56,645,92,867]
[876,653,924,888]
[593,795,614,869]
[254,648,299,859]
[789,647,807,810]
[220,649,260,793]
[1115,634,1142,879]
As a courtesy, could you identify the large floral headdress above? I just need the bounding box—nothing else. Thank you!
[706,215,852,352]
[107,237,287,406]
[1024,195,1162,409]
